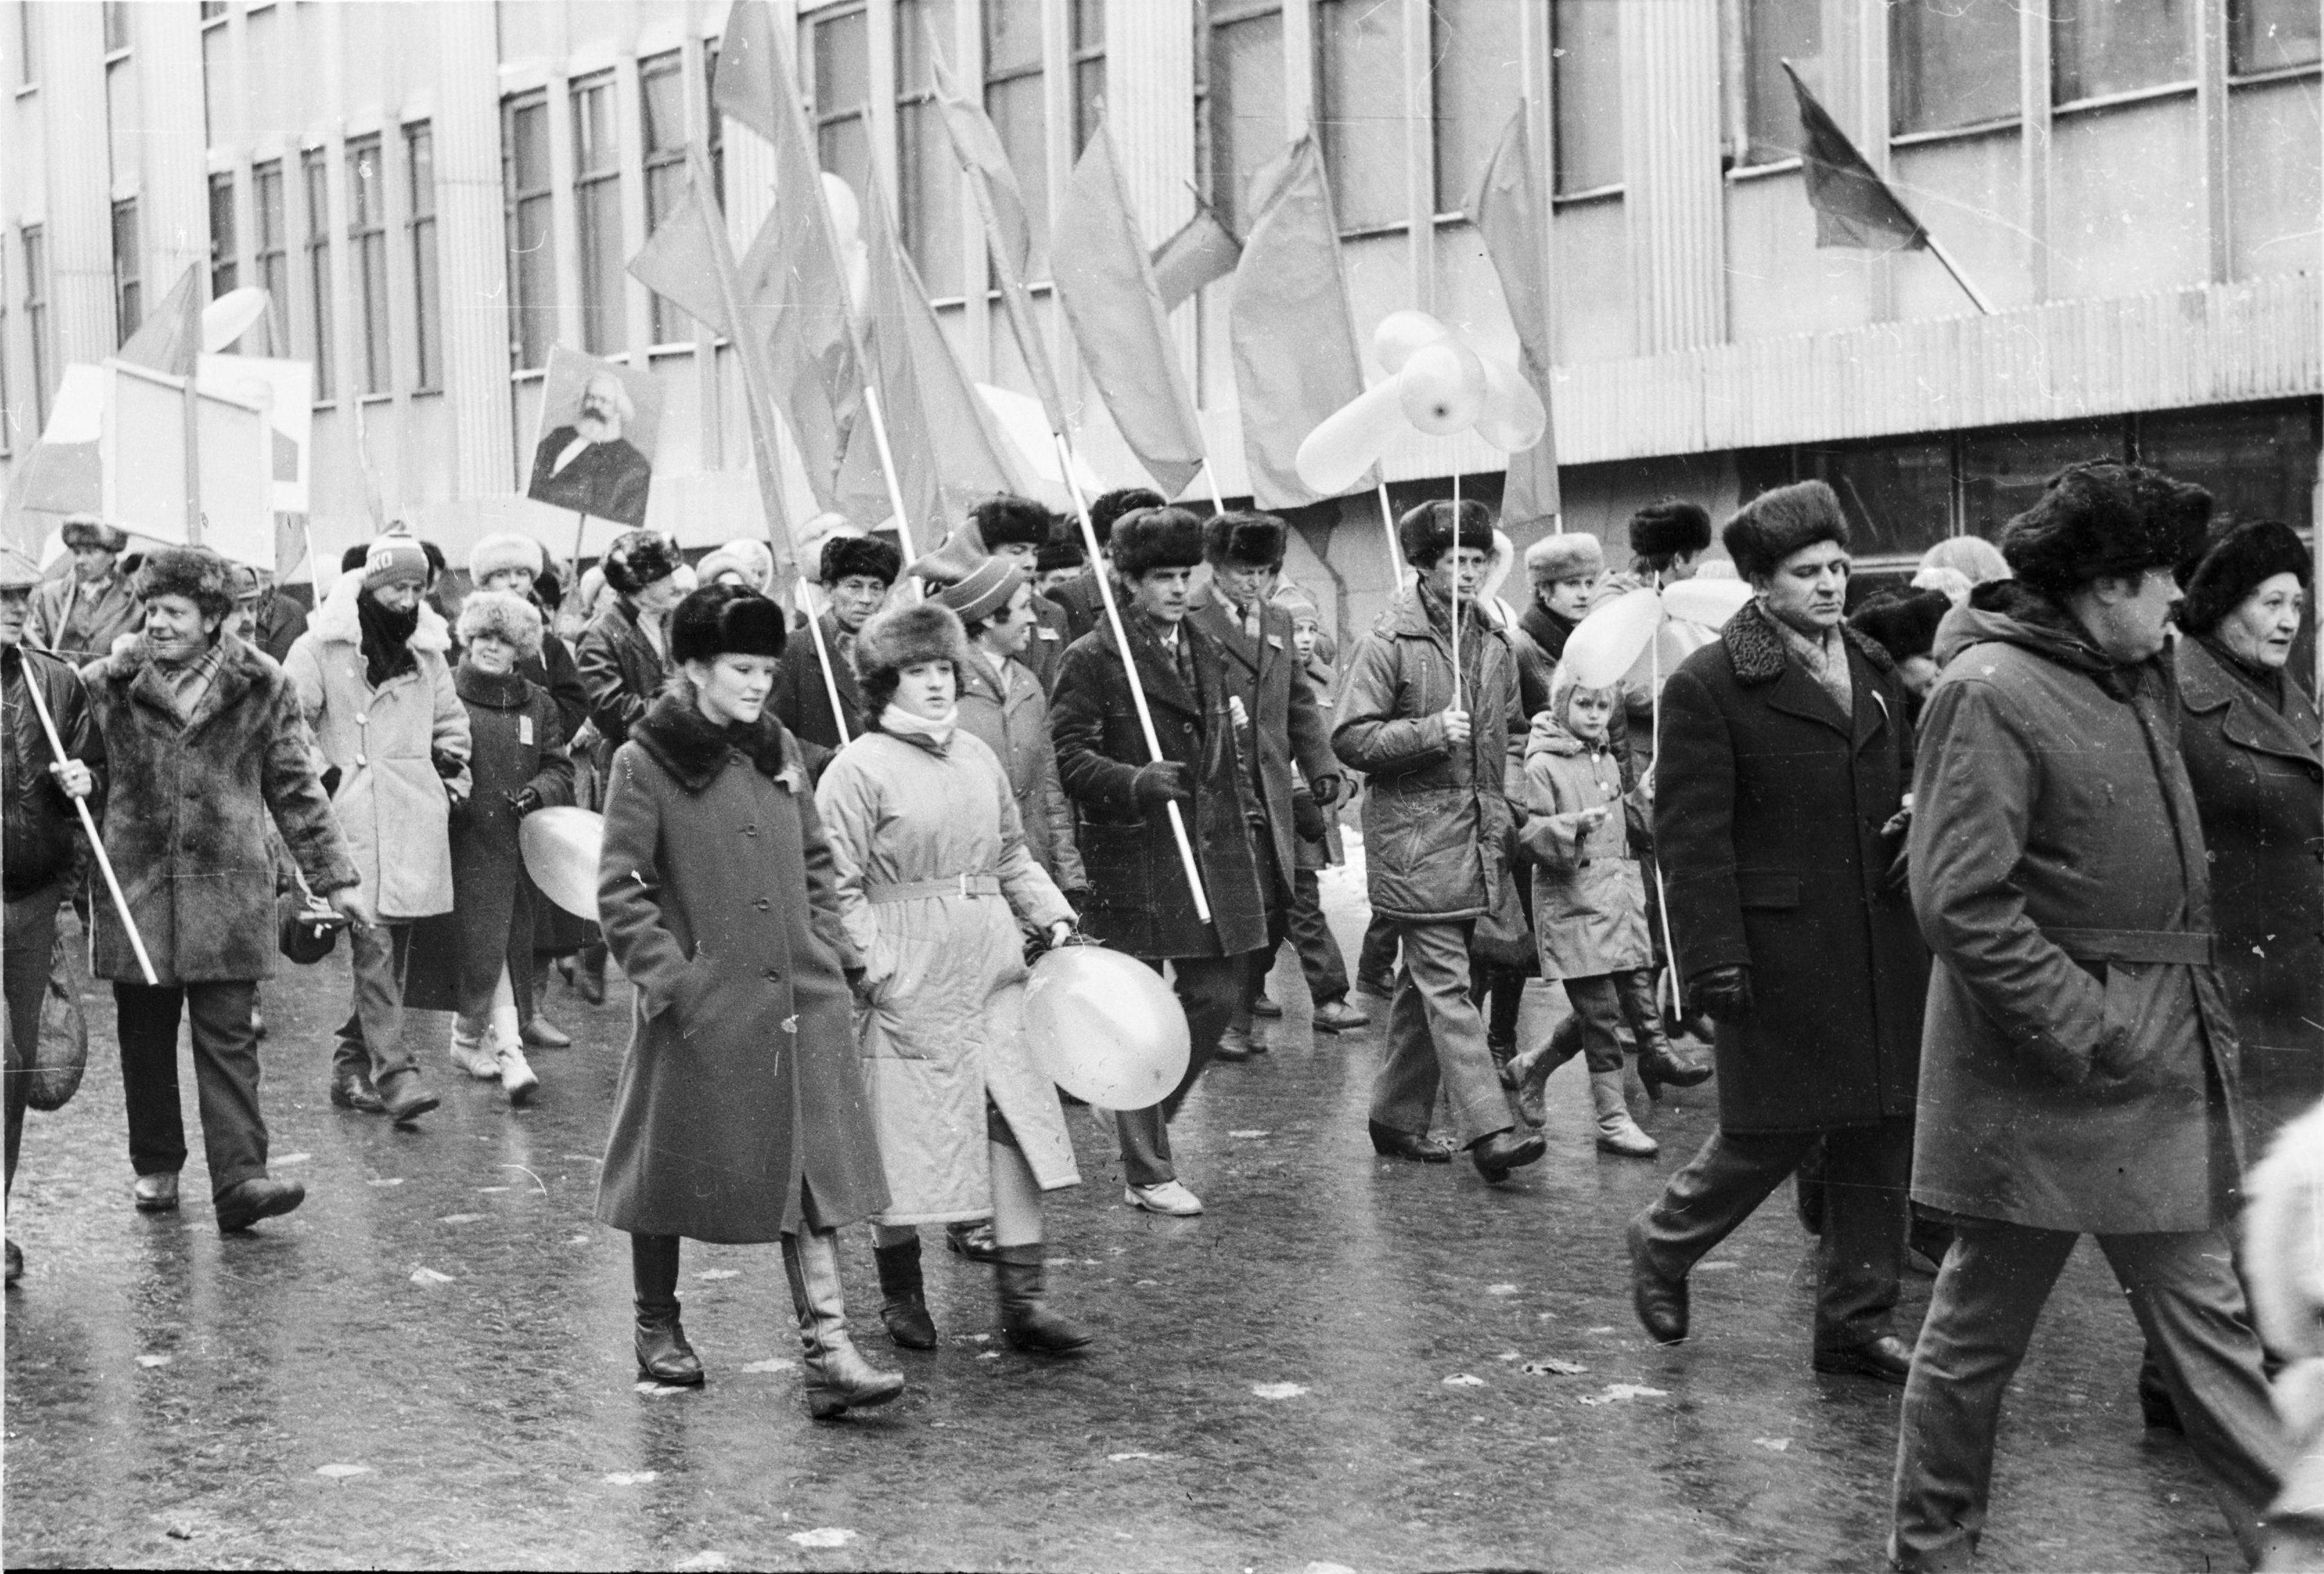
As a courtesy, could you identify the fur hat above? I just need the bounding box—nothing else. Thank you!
[1035,535,1085,575]
[1918,534,2011,587]
[1206,510,1287,569]
[134,545,238,619]
[469,532,546,587]
[1723,482,1851,581]
[932,556,1028,627]
[852,600,969,685]
[602,529,684,596]
[696,538,776,592]
[1088,488,1165,551]
[1525,531,1604,588]
[456,588,545,661]
[1629,499,1713,563]
[968,494,1053,552]
[60,515,128,553]
[1848,588,1950,665]
[820,533,902,587]
[1397,499,1495,569]
[2001,461,2213,598]
[1111,507,1208,580]
[2176,518,2312,638]
[670,584,787,666]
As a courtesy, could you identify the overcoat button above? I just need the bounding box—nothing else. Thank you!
[742,824,758,837]
[764,968,781,982]
[754,897,771,911]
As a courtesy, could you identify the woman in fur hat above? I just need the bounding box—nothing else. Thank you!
[594,584,900,1416]
[815,600,1092,1356]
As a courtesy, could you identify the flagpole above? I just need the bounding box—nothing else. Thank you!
[1449,471,1462,712]
[20,671,156,985]
[1376,481,1402,591]
[857,382,921,585]
[1052,427,1211,925]
[1922,233,1994,316]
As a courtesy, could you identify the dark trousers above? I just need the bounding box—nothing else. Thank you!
[1228,836,1288,1033]
[334,920,419,1084]
[1891,1218,2285,1571]
[1357,915,1399,990]
[115,979,269,1199]
[1257,864,1350,1008]
[1634,1116,1911,1350]
[1370,920,1514,1149]
[4,883,64,1197]
[1117,954,1244,1188]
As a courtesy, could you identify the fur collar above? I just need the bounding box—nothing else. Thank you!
[307,568,451,654]
[99,630,274,731]
[632,690,799,794]
[455,662,535,710]
[1722,597,1893,686]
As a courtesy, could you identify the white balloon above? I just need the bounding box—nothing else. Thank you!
[1295,378,1405,496]
[1661,575,1753,629]
[519,807,606,922]
[820,172,864,252]
[202,288,270,354]
[1397,340,1485,436]
[1562,586,1662,690]
[1473,352,1548,453]
[1373,309,1451,375]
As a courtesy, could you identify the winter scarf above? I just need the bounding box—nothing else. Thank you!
[455,660,532,710]
[1519,600,1578,665]
[357,590,422,689]
[879,701,958,749]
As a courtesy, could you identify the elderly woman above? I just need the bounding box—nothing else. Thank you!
[695,539,776,594]
[815,600,1092,1357]
[594,584,900,1418]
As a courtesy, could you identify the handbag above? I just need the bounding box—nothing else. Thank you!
[27,921,89,1112]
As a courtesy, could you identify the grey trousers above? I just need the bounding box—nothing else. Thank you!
[1368,920,1513,1149]
[333,920,420,1084]
[1890,1217,2286,1572]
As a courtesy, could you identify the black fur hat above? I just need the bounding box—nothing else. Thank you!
[2001,461,2213,599]
[134,545,238,619]
[602,529,684,596]
[1629,499,1713,563]
[670,584,788,666]
[1848,588,1951,665]
[819,533,902,587]
[1111,507,1208,579]
[1035,534,1086,575]
[2176,518,2311,638]
[1205,510,1287,569]
[1089,488,1165,551]
[968,494,1053,551]
[1397,499,1494,569]
[1723,481,1851,581]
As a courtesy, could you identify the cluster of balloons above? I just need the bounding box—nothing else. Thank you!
[1560,577,1755,692]
[1295,310,1548,497]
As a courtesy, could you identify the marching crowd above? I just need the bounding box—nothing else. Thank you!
[2,458,2321,1566]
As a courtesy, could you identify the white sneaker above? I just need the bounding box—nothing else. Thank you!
[449,1024,501,1080]
[1123,1180,1205,1217]
[498,1044,539,1107]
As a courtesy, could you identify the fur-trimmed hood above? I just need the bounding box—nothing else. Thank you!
[307,568,453,654]
[1722,596,1895,686]
[631,688,804,795]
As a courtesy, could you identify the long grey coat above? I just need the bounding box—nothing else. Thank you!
[594,694,886,1242]
[1188,589,1339,893]
[955,647,1084,892]
[816,727,1079,1226]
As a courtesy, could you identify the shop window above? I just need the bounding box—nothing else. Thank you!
[1741,0,1819,166]
[1549,0,1620,194]
[1891,0,2020,135]
[2053,0,2192,105]
[1198,0,1282,234]
[1315,0,1404,231]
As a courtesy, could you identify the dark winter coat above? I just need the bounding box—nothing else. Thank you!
[1048,569,1107,647]
[1656,598,1927,1134]
[1331,587,1526,923]
[1911,583,2241,1232]
[523,631,591,742]
[253,588,310,665]
[1188,589,1339,897]
[3,644,105,900]
[573,599,665,752]
[2176,635,2324,1140]
[404,665,575,1014]
[1512,600,1577,721]
[1024,594,1071,695]
[770,610,866,753]
[82,632,359,983]
[593,692,886,1242]
[1049,615,1271,960]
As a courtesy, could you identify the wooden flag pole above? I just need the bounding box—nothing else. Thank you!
[1052,427,1211,924]
[1449,472,1462,713]
[1376,481,1402,592]
[21,670,157,985]
[1923,232,1994,316]
[856,382,922,591]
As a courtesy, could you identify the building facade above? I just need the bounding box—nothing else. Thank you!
[1,0,2317,638]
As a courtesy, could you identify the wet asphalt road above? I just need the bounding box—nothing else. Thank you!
[4,862,2244,1571]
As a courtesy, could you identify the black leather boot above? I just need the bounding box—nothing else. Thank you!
[994,1244,1093,1354]
[632,1233,703,1386]
[873,1237,938,1350]
[783,1230,904,1419]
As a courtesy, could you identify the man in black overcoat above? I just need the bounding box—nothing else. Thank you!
[771,535,897,754]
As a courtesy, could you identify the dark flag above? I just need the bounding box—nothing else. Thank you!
[1782,62,1926,252]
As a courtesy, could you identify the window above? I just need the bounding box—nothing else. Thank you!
[347,136,390,394]
[571,72,624,355]
[21,226,47,431]
[641,52,690,343]
[199,1,226,19]
[110,198,140,346]
[102,1,129,54]
[1891,0,2019,134]
[1314,0,1404,231]
[17,1,37,90]
[893,0,960,296]
[1803,439,1955,559]
[303,148,334,397]
[1960,420,2124,537]
[406,123,440,390]
[2139,403,2321,533]
[1070,0,1105,154]
[807,3,871,193]
[2231,0,2323,73]
[1543,0,1620,193]
[984,0,1048,262]
[704,46,726,206]
[1430,0,1527,209]
[2053,0,2192,104]
[1199,1,1282,234]
[209,172,238,298]
[1741,0,1819,166]
[253,161,289,357]
[503,91,555,370]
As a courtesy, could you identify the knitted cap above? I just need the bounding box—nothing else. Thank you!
[933,556,1028,626]
[363,534,431,592]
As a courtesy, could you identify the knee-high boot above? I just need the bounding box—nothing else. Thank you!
[632,1233,703,1386]
[781,1229,905,1420]
[873,1235,938,1350]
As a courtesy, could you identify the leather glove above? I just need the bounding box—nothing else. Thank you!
[1309,773,1346,810]
[1291,790,1328,844]
[1132,760,1192,808]
[506,787,544,819]
[1879,806,1913,896]
[431,748,465,780]
[1689,964,1755,1025]
[319,766,341,798]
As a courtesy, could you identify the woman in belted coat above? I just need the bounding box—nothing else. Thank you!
[816,601,1091,1358]
[593,584,900,1420]
[2173,519,2322,1141]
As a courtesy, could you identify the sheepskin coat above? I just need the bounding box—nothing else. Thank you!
[1518,712,1652,982]
[284,571,472,921]
[956,645,1084,892]
[816,726,1080,1225]
[81,631,359,983]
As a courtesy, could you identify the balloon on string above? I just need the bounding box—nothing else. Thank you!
[1561,585,1662,689]
[519,807,607,922]
[1293,308,1548,497]
[1473,353,1548,452]
[1373,308,1454,373]
[1021,945,1190,1110]
[1399,340,1485,435]
[1662,575,1753,628]
[1294,378,1406,497]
